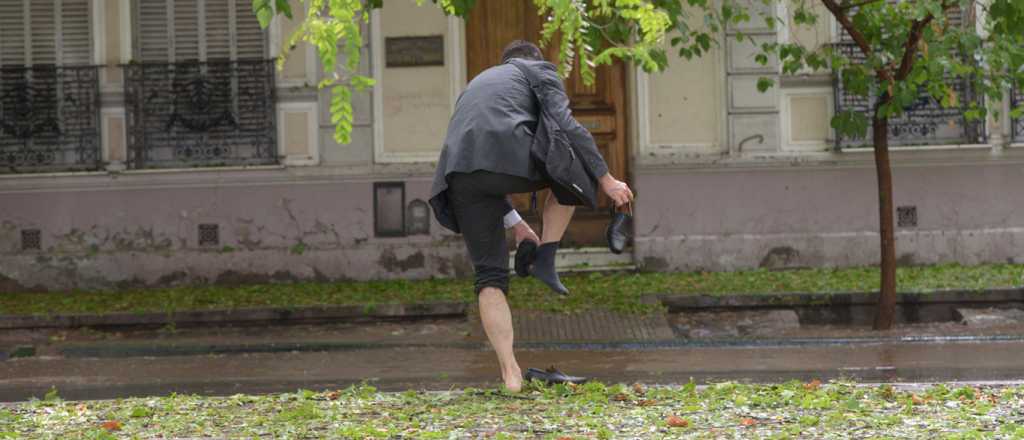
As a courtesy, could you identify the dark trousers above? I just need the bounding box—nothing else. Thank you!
[447,171,548,295]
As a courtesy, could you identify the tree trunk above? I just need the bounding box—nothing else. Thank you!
[872,109,898,330]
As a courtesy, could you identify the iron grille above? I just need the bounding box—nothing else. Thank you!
[1013,84,1023,143]
[0,66,101,174]
[124,60,278,169]
[833,5,984,148]
[833,44,985,148]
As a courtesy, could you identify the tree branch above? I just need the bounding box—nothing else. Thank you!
[893,0,958,81]
[820,0,874,59]
[893,17,933,81]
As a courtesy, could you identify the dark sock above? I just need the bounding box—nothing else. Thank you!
[529,242,568,295]
[514,240,537,278]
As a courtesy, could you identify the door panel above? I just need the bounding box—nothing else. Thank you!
[465,0,629,245]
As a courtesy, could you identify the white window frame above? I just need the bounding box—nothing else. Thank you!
[370,9,465,164]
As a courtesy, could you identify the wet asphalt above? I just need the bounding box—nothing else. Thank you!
[4,318,1024,402]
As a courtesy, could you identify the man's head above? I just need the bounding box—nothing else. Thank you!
[501,40,544,63]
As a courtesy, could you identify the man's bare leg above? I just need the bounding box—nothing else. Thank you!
[478,287,522,392]
[540,192,575,243]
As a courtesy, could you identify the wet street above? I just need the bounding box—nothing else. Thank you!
[4,318,1024,402]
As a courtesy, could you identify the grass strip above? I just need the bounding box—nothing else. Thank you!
[3,381,1022,439]
[1,263,1021,316]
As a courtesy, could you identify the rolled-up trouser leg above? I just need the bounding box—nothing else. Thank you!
[448,171,549,295]
[449,176,511,295]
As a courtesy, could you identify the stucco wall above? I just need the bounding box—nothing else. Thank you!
[0,172,470,292]
[634,156,1024,272]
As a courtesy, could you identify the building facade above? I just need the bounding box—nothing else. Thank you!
[0,0,1021,292]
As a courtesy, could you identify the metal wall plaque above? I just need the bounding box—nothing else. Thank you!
[385,36,444,67]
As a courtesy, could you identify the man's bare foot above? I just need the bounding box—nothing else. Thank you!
[502,366,523,393]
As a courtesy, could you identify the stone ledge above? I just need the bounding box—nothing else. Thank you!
[3,289,1023,331]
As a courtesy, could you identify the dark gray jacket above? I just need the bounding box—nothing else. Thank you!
[429,59,609,233]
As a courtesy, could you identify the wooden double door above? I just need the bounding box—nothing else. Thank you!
[465,0,630,246]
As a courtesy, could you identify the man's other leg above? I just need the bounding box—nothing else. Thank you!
[540,191,576,244]
[478,287,522,392]
[448,172,523,391]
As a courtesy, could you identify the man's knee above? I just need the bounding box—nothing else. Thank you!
[474,266,509,296]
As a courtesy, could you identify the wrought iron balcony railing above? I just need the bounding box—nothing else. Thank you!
[124,60,278,169]
[0,66,101,174]
[833,43,986,149]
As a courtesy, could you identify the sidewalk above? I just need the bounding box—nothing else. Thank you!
[5,328,1024,402]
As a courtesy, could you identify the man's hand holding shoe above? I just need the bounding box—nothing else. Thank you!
[599,174,634,207]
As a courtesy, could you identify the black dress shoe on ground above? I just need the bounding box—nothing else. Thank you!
[529,242,569,295]
[524,367,588,385]
[606,212,632,254]
[514,239,537,278]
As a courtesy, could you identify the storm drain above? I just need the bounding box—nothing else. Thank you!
[470,310,674,343]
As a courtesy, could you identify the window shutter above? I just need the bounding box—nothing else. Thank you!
[136,0,266,62]
[172,0,200,62]
[205,0,232,60]
[138,0,171,62]
[30,0,57,65]
[0,1,27,67]
[59,0,91,66]
[234,0,266,60]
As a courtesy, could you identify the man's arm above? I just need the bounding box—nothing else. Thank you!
[534,63,610,179]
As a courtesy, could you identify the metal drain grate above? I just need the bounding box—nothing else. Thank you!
[21,229,41,251]
[198,224,220,246]
[897,206,918,228]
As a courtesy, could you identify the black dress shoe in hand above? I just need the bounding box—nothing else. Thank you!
[606,211,632,255]
[514,239,537,278]
[529,242,569,295]
[524,366,588,385]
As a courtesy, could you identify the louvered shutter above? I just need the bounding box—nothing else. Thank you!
[60,0,92,66]
[138,0,170,62]
[0,1,27,67]
[173,0,201,61]
[205,0,232,60]
[0,0,92,67]
[234,0,266,60]
[136,0,266,62]
[30,1,57,65]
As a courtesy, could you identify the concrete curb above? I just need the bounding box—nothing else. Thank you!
[656,288,1024,309]
[0,302,467,330]
[1,288,1022,330]
[658,288,1024,325]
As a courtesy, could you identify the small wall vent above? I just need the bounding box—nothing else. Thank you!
[374,182,406,237]
[897,206,918,228]
[198,224,220,246]
[406,199,430,235]
[21,229,41,251]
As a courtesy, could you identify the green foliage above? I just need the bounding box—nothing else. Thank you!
[756,0,1024,138]
[256,0,1024,144]
[1,263,1022,316]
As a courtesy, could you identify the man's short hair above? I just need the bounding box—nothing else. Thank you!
[501,40,544,63]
